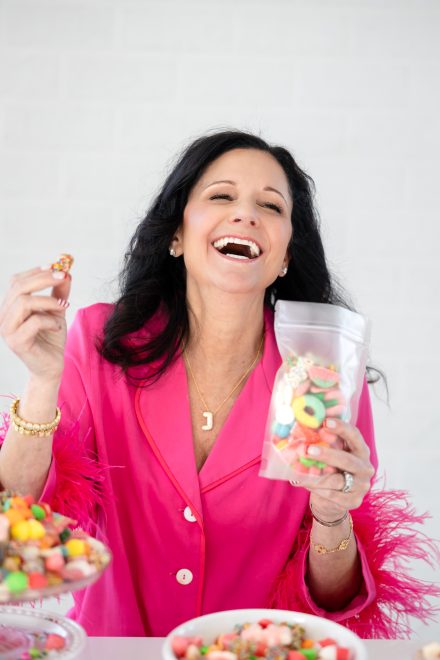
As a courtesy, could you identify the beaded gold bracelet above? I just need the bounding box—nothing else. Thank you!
[10,397,61,437]
[311,515,353,555]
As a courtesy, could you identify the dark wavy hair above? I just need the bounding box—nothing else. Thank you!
[98,129,383,388]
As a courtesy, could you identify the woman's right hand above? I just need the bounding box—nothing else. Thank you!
[0,266,72,383]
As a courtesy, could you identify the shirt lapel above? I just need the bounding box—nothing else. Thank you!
[198,307,281,491]
[135,306,282,512]
[135,355,203,521]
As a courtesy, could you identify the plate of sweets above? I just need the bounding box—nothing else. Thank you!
[0,606,86,659]
[163,609,368,660]
[0,490,111,603]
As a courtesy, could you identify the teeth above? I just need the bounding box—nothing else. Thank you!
[225,253,249,260]
[212,236,261,256]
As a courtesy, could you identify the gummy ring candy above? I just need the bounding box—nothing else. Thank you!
[292,394,326,429]
[308,365,339,389]
[291,424,320,444]
[51,253,74,273]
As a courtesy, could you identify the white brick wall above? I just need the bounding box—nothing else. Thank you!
[0,0,439,640]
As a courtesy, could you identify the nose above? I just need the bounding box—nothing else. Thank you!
[230,214,258,228]
[228,199,260,227]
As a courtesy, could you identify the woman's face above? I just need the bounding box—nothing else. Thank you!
[176,148,293,297]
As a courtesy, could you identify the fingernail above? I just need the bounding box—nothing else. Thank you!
[57,299,69,308]
[52,271,66,280]
[326,419,337,428]
[307,445,321,456]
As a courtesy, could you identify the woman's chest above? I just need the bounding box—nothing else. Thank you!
[187,384,243,472]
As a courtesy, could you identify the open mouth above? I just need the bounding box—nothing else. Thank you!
[212,236,262,261]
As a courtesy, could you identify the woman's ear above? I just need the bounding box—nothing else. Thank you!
[279,252,290,277]
[169,229,183,257]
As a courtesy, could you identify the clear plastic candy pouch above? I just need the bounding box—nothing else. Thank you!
[259,300,371,485]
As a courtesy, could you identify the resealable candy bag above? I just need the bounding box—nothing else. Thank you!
[259,300,371,485]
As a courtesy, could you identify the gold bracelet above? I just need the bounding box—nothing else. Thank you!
[309,502,349,527]
[10,397,61,437]
[311,514,353,555]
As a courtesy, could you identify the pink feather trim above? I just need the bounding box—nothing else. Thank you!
[0,409,110,534]
[268,481,440,638]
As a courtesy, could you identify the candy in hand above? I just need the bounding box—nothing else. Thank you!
[50,254,74,274]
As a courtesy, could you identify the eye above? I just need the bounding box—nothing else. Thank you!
[209,194,232,201]
[262,202,282,214]
[209,194,282,214]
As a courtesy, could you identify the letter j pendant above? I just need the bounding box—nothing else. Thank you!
[202,411,213,431]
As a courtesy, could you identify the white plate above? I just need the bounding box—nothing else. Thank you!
[0,606,87,659]
[162,608,368,659]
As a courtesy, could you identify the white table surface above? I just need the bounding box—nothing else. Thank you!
[75,637,424,659]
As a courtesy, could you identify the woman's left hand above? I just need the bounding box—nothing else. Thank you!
[303,419,376,521]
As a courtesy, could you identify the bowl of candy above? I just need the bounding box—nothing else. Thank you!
[0,490,112,658]
[0,491,111,603]
[162,609,368,660]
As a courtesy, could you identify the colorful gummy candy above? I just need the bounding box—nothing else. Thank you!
[50,253,74,273]
[0,490,111,602]
[271,353,346,478]
[0,625,66,659]
[171,619,354,659]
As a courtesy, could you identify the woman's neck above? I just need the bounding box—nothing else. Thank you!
[185,286,265,378]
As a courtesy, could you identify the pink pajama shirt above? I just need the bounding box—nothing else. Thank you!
[40,303,378,636]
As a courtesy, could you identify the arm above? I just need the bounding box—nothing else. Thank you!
[0,265,70,498]
[269,379,440,638]
[305,375,377,611]
[306,508,363,611]
[1,306,103,529]
[0,376,60,500]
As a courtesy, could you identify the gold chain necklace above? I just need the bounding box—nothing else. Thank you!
[183,332,265,431]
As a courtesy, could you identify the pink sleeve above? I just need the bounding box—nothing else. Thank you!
[40,311,94,500]
[1,309,107,531]
[269,377,440,638]
[43,309,111,531]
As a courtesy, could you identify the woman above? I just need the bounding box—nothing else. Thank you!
[0,130,437,638]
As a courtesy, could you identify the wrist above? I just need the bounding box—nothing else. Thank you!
[26,374,62,392]
[310,503,348,527]
[19,378,61,425]
[309,498,347,526]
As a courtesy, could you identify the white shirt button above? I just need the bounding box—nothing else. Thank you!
[183,506,197,523]
[176,569,193,585]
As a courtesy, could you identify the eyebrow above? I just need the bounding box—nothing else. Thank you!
[203,179,288,204]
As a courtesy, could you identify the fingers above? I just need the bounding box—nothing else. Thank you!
[310,483,366,510]
[7,312,65,355]
[8,266,44,282]
[12,268,69,297]
[324,419,370,460]
[0,268,71,324]
[305,444,374,479]
[50,272,71,302]
[1,295,69,338]
[307,459,373,511]
[302,423,375,514]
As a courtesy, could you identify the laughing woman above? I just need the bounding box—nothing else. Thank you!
[0,130,437,637]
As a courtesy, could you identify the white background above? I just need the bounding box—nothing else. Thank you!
[0,0,439,641]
